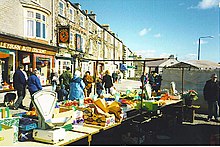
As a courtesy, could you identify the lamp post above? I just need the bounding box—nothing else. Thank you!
[197,36,214,60]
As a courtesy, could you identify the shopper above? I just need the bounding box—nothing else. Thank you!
[68,70,85,101]
[203,73,219,122]
[11,64,28,110]
[57,84,68,102]
[118,71,122,83]
[96,78,104,98]
[140,72,149,86]
[112,71,118,83]
[50,68,58,91]
[59,67,72,93]
[149,72,158,92]
[83,71,94,97]
[27,69,42,111]
[102,70,113,94]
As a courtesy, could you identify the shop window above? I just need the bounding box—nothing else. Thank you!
[36,56,51,85]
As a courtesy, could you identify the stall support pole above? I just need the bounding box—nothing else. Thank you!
[181,67,184,96]
[94,61,98,95]
[141,61,146,114]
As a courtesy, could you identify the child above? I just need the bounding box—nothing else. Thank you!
[57,85,68,102]
[96,78,103,98]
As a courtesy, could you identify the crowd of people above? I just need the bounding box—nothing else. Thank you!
[9,65,220,122]
[10,65,122,110]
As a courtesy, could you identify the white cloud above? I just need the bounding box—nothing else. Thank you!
[154,33,161,38]
[189,0,219,9]
[135,49,156,58]
[135,49,172,59]
[139,28,151,36]
[178,54,197,61]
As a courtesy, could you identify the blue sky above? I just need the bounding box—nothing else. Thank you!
[71,0,219,63]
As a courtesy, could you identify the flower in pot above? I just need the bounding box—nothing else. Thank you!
[182,90,198,106]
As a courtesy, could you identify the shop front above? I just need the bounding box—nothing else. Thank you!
[0,33,57,91]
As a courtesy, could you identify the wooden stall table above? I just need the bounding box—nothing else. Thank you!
[13,131,89,146]
[72,125,100,145]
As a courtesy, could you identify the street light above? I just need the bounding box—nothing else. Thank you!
[197,36,214,60]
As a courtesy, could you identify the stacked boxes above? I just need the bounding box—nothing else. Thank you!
[83,107,115,127]
[0,124,14,145]
[0,117,19,143]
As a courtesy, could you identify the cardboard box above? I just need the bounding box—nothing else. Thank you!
[0,124,14,145]
[84,114,115,127]
[135,101,158,111]
[0,117,19,143]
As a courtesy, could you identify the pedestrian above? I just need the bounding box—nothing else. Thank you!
[11,64,28,110]
[118,71,122,83]
[57,84,68,102]
[112,71,118,83]
[26,67,33,77]
[140,72,149,86]
[50,68,58,91]
[203,73,219,122]
[96,78,104,98]
[68,70,85,101]
[149,72,158,93]
[27,69,42,111]
[83,71,94,97]
[102,70,113,94]
[59,67,72,93]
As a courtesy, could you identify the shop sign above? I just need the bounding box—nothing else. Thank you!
[58,27,70,44]
[0,42,55,55]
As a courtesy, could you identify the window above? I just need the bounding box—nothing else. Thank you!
[70,32,73,46]
[59,1,64,16]
[89,40,93,54]
[81,37,85,52]
[69,8,74,22]
[80,15,84,27]
[88,22,92,32]
[25,10,47,39]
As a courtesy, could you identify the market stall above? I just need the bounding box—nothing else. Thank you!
[0,59,186,146]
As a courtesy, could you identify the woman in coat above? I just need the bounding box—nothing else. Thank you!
[68,70,85,101]
[27,69,42,111]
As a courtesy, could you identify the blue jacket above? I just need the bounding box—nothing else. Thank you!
[28,74,42,94]
[68,75,85,100]
[13,69,27,90]
[96,82,103,95]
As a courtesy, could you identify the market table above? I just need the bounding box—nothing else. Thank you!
[13,131,89,146]
[71,125,100,145]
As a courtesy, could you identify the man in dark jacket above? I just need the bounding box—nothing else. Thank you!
[102,70,113,94]
[12,64,28,110]
[203,73,219,122]
[59,67,72,93]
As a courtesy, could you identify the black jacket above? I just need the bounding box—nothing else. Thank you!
[13,69,27,90]
[203,79,219,101]
[102,75,113,88]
